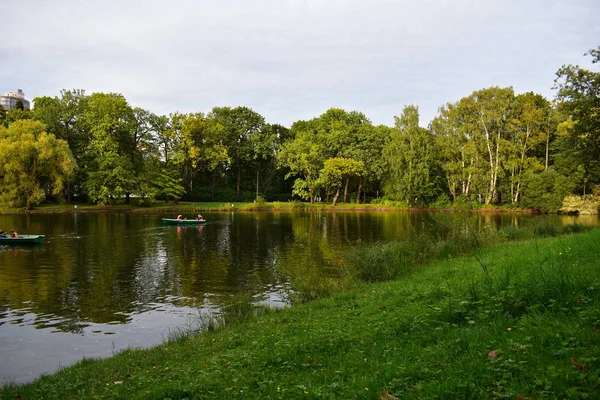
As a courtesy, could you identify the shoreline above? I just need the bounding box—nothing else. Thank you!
[0,202,542,215]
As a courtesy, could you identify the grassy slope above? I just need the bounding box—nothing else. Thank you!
[2,231,600,399]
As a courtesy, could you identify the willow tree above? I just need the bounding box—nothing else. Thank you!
[0,120,76,209]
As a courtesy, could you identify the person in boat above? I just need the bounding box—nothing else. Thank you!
[197,214,204,221]
[0,230,5,237]
[10,230,18,238]
[177,215,185,220]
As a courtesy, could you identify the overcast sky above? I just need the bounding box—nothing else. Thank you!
[1,0,598,127]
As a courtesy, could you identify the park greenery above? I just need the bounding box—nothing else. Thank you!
[2,225,599,398]
[0,46,599,212]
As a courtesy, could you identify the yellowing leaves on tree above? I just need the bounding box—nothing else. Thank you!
[0,120,76,209]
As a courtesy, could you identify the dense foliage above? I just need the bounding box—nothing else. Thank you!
[1,47,598,211]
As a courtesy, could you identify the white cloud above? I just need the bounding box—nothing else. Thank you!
[1,0,598,126]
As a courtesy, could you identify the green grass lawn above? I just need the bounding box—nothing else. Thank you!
[2,230,599,399]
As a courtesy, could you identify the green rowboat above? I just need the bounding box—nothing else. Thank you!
[162,218,207,225]
[0,235,46,244]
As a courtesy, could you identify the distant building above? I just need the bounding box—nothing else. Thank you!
[0,89,31,110]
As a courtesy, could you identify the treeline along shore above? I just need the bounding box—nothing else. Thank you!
[2,225,599,398]
[1,47,599,214]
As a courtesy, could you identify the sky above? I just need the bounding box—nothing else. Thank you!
[1,0,598,127]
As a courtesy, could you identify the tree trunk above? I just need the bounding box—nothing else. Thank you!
[262,165,275,197]
[545,132,550,170]
[465,172,472,198]
[212,169,217,200]
[343,176,349,203]
[332,186,341,206]
[510,166,515,202]
[482,119,497,205]
[66,179,72,204]
[356,176,363,204]
[236,165,242,201]
[325,185,330,203]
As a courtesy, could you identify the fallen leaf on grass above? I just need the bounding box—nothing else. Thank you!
[488,350,498,359]
[570,358,588,371]
[379,391,400,400]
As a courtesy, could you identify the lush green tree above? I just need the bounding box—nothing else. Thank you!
[554,46,600,193]
[135,156,185,205]
[432,87,514,204]
[249,123,292,200]
[209,106,268,200]
[82,93,136,204]
[32,90,89,148]
[520,167,574,212]
[152,114,185,202]
[280,119,324,202]
[32,89,90,202]
[470,87,514,204]
[175,112,229,199]
[506,92,551,203]
[2,108,31,127]
[282,108,373,203]
[431,103,479,201]
[316,109,371,202]
[383,105,443,205]
[348,124,391,203]
[318,158,365,206]
[0,120,76,209]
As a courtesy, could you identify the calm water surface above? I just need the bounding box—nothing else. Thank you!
[0,211,597,383]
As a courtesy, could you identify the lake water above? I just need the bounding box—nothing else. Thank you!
[0,211,597,384]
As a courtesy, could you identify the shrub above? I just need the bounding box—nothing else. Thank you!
[560,194,600,215]
[451,196,479,210]
[520,168,574,212]
[430,193,452,209]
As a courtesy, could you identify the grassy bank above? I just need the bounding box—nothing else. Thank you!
[0,200,538,214]
[1,200,405,213]
[2,230,599,399]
